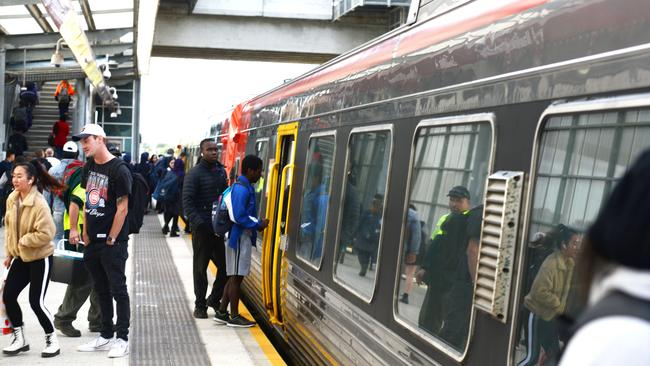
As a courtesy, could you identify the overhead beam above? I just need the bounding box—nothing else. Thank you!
[5,55,134,71]
[80,0,97,31]
[25,4,54,33]
[6,43,133,63]
[153,13,386,62]
[2,0,40,5]
[0,28,133,49]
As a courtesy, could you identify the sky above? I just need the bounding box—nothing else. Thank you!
[139,57,318,149]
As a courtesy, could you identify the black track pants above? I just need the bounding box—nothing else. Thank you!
[3,256,55,334]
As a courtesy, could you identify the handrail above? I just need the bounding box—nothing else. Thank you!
[271,163,295,324]
[261,162,279,310]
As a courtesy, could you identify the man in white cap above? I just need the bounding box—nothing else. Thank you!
[53,141,101,338]
[72,124,132,358]
[46,141,84,243]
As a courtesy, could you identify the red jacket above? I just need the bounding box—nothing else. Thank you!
[52,120,69,148]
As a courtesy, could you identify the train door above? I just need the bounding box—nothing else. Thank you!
[261,122,297,325]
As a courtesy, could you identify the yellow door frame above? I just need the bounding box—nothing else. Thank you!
[261,122,298,325]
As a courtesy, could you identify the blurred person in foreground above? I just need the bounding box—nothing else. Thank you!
[559,149,650,366]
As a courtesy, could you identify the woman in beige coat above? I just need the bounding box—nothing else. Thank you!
[2,160,64,358]
[518,224,582,366]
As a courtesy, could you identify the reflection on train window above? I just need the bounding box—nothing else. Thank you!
[514,108,650,366]
[254,139,269,218]
[296,134,335,268]
[335,129,391,300]
[396,122,492,352]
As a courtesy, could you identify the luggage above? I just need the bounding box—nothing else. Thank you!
[51,239,88,286]
[0,267,11,335]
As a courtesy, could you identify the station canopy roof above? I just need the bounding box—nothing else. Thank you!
[0,0,138,82]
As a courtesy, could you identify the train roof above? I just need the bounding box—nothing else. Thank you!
[236,0,649,125]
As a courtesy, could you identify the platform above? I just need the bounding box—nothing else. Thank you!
[0,213,285,365]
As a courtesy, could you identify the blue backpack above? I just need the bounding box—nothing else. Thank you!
[153,171,178,203]
[211,181,244,237]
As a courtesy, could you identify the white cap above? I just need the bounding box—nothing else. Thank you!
[63,141,78,153]
[72,124,106,141]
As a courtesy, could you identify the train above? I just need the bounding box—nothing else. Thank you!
[186,0,650,365]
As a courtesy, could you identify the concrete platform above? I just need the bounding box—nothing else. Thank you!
[0,213,285,365]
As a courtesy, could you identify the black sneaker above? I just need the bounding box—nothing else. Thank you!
[399,294,409,304]
[227,315,255,328]
[54,323,81,337]
[162,226,169,235]
[212,310,229,325]
[170,232,179,237]
[193,308,208,319]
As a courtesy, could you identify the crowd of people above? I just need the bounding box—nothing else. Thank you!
[6,80,75,160]
[1,124,271,358]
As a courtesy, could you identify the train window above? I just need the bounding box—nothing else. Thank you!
[296,133,336,269]
[254,139,269,217]
[334,127,392,301]
[514,106,650,366]
[395,116,492,353]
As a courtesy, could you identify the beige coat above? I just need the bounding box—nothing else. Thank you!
[524,250,575,321]
[4,186,55,262]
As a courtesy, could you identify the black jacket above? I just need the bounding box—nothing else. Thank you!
[182,159,227,228]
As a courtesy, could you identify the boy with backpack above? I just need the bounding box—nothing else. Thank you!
[213,155,269,327]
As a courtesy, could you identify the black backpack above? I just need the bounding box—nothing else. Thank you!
[59,87,70,104]
[128,171,150,234]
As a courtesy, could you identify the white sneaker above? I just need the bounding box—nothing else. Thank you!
[77,336,114,352]
[107,338,129,358]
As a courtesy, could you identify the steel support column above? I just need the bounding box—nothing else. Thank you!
[0,48,5,153]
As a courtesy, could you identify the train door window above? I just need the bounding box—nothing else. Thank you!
[296,133,336,269]
[513,101,650,366]
[334,126,392,301]
[394,114,493,353]
[255,139,269,217]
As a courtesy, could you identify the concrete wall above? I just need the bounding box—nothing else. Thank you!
[193,0,332,20]
[153,13,386,62]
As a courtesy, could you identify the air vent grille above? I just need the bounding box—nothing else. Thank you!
[473,171,524,323]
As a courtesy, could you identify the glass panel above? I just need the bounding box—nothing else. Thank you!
[103,124,132,137]
[297,135,335,267]
[335,130,391,300]
[514,108,650,366]
[396,121,491,352]
[104,107,133,123]
[254,140,269,217]
[117,91,134,107]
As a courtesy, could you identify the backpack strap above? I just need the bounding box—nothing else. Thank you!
[574,291,650,328]
[558,291,650,361]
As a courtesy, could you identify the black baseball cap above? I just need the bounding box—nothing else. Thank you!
[447,185,470,199]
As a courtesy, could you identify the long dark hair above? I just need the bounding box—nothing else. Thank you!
[547,224,578,250]
[13,160,65,193]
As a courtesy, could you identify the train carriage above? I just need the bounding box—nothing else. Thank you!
[191,0,650,364]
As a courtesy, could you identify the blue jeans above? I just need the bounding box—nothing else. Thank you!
[84,241,130,341]
[53,210,64,243]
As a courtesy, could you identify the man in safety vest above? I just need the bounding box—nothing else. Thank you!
[53,152,101,338]
[416,186,471,336]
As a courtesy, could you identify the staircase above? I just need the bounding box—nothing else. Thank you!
[26,81,75,156]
